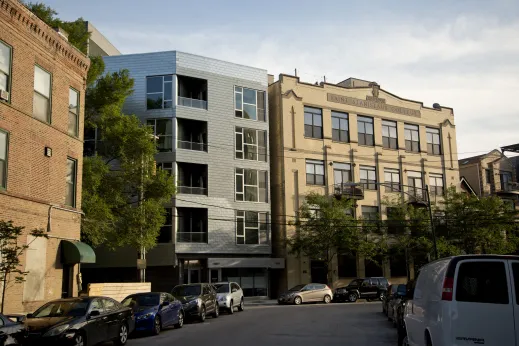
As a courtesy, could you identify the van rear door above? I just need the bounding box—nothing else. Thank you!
[507,260,519,346]
[452,259,515,346]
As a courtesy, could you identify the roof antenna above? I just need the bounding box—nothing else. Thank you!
[324,75,326,83]
[294,68,297,77]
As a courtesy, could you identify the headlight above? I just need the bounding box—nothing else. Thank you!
[43,324,70,337]
[186,298,201,307]
[137,312,154,320]
[218,295,228,302]
[336,289,346,294]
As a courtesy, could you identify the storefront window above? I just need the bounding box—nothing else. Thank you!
[221,268,268,297]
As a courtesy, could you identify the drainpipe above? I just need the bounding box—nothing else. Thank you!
[47,205,84,233]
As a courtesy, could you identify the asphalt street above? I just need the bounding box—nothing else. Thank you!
[119,302,396,346]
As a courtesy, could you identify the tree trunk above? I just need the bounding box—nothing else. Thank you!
[1,271,8,313]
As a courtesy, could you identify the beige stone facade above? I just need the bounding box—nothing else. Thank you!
[268,75,460,293]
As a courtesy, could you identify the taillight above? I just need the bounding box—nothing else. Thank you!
[442,277,454,301]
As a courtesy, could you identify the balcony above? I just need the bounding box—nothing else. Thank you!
[176,207,208,243]
[497,182,519,196]
[177,162,208,196]
[177,119,208,152]
[333,183,364,200]
[178,75,207,110]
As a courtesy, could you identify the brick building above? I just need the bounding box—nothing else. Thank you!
[0,0,91,313]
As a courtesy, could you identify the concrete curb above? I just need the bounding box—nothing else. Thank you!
[245,300,381,307]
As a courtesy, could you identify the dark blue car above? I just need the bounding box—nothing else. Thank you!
[122,292,184,335]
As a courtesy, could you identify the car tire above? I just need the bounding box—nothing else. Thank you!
[174,311,184,329]
[114,323,129,345]
[213,303,219,318]
[152,316,161,335]
[348,293,358,303]
[323,295,332,304]
[199,306,206,322]
[238,298,244,311]
[294,296,302,305]
[72,332,85,346]
[229,300,234,314]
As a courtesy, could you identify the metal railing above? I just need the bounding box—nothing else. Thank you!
[177,232,208,243]
[177,186,208,195]
[177,140,207,152]
[178,97,208,110]
[333,183,364,199]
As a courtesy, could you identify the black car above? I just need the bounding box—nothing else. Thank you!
[171,283,219,322]
[334,277,389,302]
[382,284,398,315]
[396,280,415,344]
[24,296,135,346]
[387,284,407,326]
[0,313,26,345]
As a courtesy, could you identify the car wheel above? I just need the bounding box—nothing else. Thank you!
[294,296,302,305]
[152,316,161,335]
[379,292,386,301]
[229,300,234,314]
[72,332,85,346]
[238,298,244,311]
[398,332,409,346]
[213,303,219,318]
[199,306,206,322]
[323,295,332,304]
[114,323,128,345]
[174,311,184,329]
[348,293,358,303]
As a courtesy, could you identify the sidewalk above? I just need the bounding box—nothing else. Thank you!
[244,297,278,306]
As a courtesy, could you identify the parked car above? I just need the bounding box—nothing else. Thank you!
[401,255,519,346]
[122,292,184,335]
[0,313,26,345]
[277,283,333,305]
[171,283,218,322]
[387,284,407,326]
[213,282,244,314]
[382,284,398,316]
[24,296,134,346]
[395,281,415,333]
[334,277,389,302]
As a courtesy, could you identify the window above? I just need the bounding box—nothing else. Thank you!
[177,208,208,243]
[235,168,268,202]
[333,163,351,186]
[384,168,400,192]
[360,165,377,190]
[306,160,325,185]
[33,66,51,123]
[68,88,79,137]
[500,171,513,191]
[404,124,420,152]
[407,171,423,199]
[89,299,104,313]
[235,86,266,121]
[146,75,173,109]
[386,207,404,235]
[429,174,444,196]
[426,128,441,155]
[0,41,12,98]
[0,130,7,189]
[304,107,323,139]
[84,127,101,156]
[157,162,173,176]
[382,120,398,149]
[485,169,492,184]
[102,299,118,312]
[331,111,349,142]
[456,261,508,304]
[158,208,172,243]
[357,116,374,146]
[65,158,77,207]
[236,211,269,245]
[370,278,379,286]
[235,127,267,161]
[361,206,379,220]
[147,119,173,152]
[512,263,519,305]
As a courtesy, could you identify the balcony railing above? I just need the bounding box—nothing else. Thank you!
[333,183,364,200]
[177,232,208,243]
[177,140,207,152]
[498,183,519,194]
[177,186,208,195]
[178,97,208,110]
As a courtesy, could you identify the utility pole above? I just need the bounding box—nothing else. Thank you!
[424,184,438,260]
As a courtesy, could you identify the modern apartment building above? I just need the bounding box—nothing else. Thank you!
[268,75,460,291]
[84,51,284,297]
[0,0,91,313]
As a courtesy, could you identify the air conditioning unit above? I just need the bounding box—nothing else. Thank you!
[0,89,8,101]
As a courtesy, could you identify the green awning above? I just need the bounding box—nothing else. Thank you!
[61,240,96,264]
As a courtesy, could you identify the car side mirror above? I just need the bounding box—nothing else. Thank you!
[162,301,170,307]
[26,313,33,319]
[89,310,101,318]
[231,288,237,293]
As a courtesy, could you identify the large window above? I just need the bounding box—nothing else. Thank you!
[68,88,79,137]
[33,66,51,123]
[404,124,420,152]
[407,171,423,198]
[333,163,351,186]
[360,165,377,190]
[0,129,7,189]
[157,162,173,176]
[429,174,444,196]
[357,116,374,146]
[456,261,508,304]
[304,107,323,139]
[0,41,11,99]
[361,206,379,220]
[147,119,173,152]
[235,168,268,202]
[235,127,267,161]
[426,128,441,155]
[235,86,266,121]
[306,160,325,185]
[500,171,513,191]
[65,158,77,207]
[177,208,208,243]
[382,120,398,149]
[331,111,349,142]
[384,168,400,192]
[158,208,172,243]
[146,75,173,110]
[236,211,269,245]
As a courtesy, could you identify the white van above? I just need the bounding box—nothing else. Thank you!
[401,255,519,346]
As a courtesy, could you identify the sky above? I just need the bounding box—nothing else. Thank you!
[42,0,519,159]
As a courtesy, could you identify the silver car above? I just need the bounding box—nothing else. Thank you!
[213,282,244,314]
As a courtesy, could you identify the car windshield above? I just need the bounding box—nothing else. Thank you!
[348,279,363,286]
[288,284,306,291]
[122,294,160,307]
[214,284,229,293]
[172,284,201,296]
[33,301,88,318]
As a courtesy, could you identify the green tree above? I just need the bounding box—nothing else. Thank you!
[0,221,47,313]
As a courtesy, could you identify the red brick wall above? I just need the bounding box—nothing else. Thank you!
[0,0,89,313]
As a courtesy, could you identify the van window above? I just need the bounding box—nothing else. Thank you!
[456,261,509,304]
[512,263,519,304]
